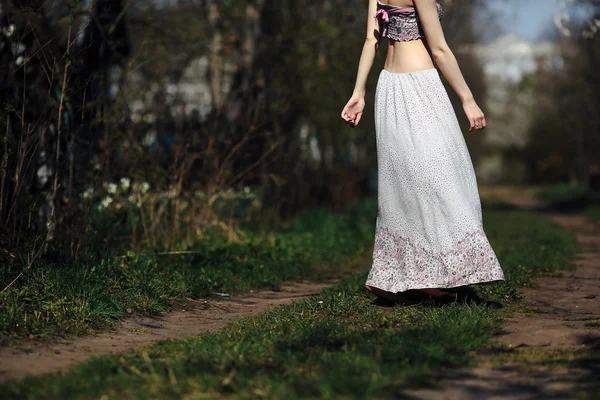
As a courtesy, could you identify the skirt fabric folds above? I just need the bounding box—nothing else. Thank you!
[365,68,505,294]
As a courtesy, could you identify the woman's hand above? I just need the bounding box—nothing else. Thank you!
[341,94,365,128]
[462,98,486,131]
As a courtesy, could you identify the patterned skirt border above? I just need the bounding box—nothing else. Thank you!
[366,226,505,293]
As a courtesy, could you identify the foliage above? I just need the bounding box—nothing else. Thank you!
[586,204,600,222]
[537,183,592,210]
[0,199,376,344]
[0,0,490,261]
[0,210,577,399]
[525,3,600,185]
[476,211,577,301]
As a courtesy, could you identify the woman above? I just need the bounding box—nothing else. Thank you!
[341,0,505,304]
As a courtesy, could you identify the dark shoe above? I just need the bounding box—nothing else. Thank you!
[402,290,432,302]
[403,289,457,305]
[447,287,503,308]
[372,296,397,307]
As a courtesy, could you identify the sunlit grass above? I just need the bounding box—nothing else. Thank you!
[0,200,376,345]
[0,209,577,399]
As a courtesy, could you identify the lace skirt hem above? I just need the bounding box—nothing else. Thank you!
[365,226,505,294]
[365,276,505,295]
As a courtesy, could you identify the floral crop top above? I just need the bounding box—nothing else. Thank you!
[375,1,443,42]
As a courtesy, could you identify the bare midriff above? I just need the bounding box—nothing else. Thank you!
[383,39,435,74]
[378,0,437,74]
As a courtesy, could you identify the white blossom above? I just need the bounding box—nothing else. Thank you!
[36,165,51,186]
[99,196,113,209]
[120,177,131,189]
[167,186,177,198]
[107,183,118,194]
[5,24,15,38]
[82,187,94,199]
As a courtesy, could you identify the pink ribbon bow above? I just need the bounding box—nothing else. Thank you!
[374,9,390,36]
[374,9,390,23]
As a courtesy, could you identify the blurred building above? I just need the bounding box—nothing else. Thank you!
[468,34,561,184]
[125,56,216,123]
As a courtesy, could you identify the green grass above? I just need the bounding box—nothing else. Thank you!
[472,211,577,303]
[537,183,591,210]
[0,200,376,344]
[0,210,578,399]
[586,204,600,222]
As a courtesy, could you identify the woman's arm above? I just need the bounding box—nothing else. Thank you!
[351,0,381,97]
[414,0,486,131]
[341,0,381,127]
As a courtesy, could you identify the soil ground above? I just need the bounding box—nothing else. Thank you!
[2,211,599,399]
[0,280,338,383]
[408,214,600,400]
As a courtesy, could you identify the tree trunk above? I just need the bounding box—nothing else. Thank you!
[206,0,224,112]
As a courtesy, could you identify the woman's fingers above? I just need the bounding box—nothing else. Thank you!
[342,97,364,127]
[354,112,363,127]
[341,108,359,127]
[341,109,351,122]
[475,116,485,130]
[342,109,354,126]
[464,101,486,131]
[470,115,486,131]
[342,107,357,125]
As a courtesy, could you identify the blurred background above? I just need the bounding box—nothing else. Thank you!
[0,0,599,258]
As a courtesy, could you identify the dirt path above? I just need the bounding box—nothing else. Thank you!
[408,214,600,400]
[0,280,337,383]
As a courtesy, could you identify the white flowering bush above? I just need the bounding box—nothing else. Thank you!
[79,178,264,248]
[201,186,262,218]
[83,178,150,211]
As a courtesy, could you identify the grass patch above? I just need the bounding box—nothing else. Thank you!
[491,347,581,372]
[0,200,376,345]
[0,210,578,399]
[472,211,577,302]
[586,205,600,223]
[1,276,505,400]
[537,184,591,210]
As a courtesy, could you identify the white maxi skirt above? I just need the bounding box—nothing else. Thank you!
[365,69,505,293]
